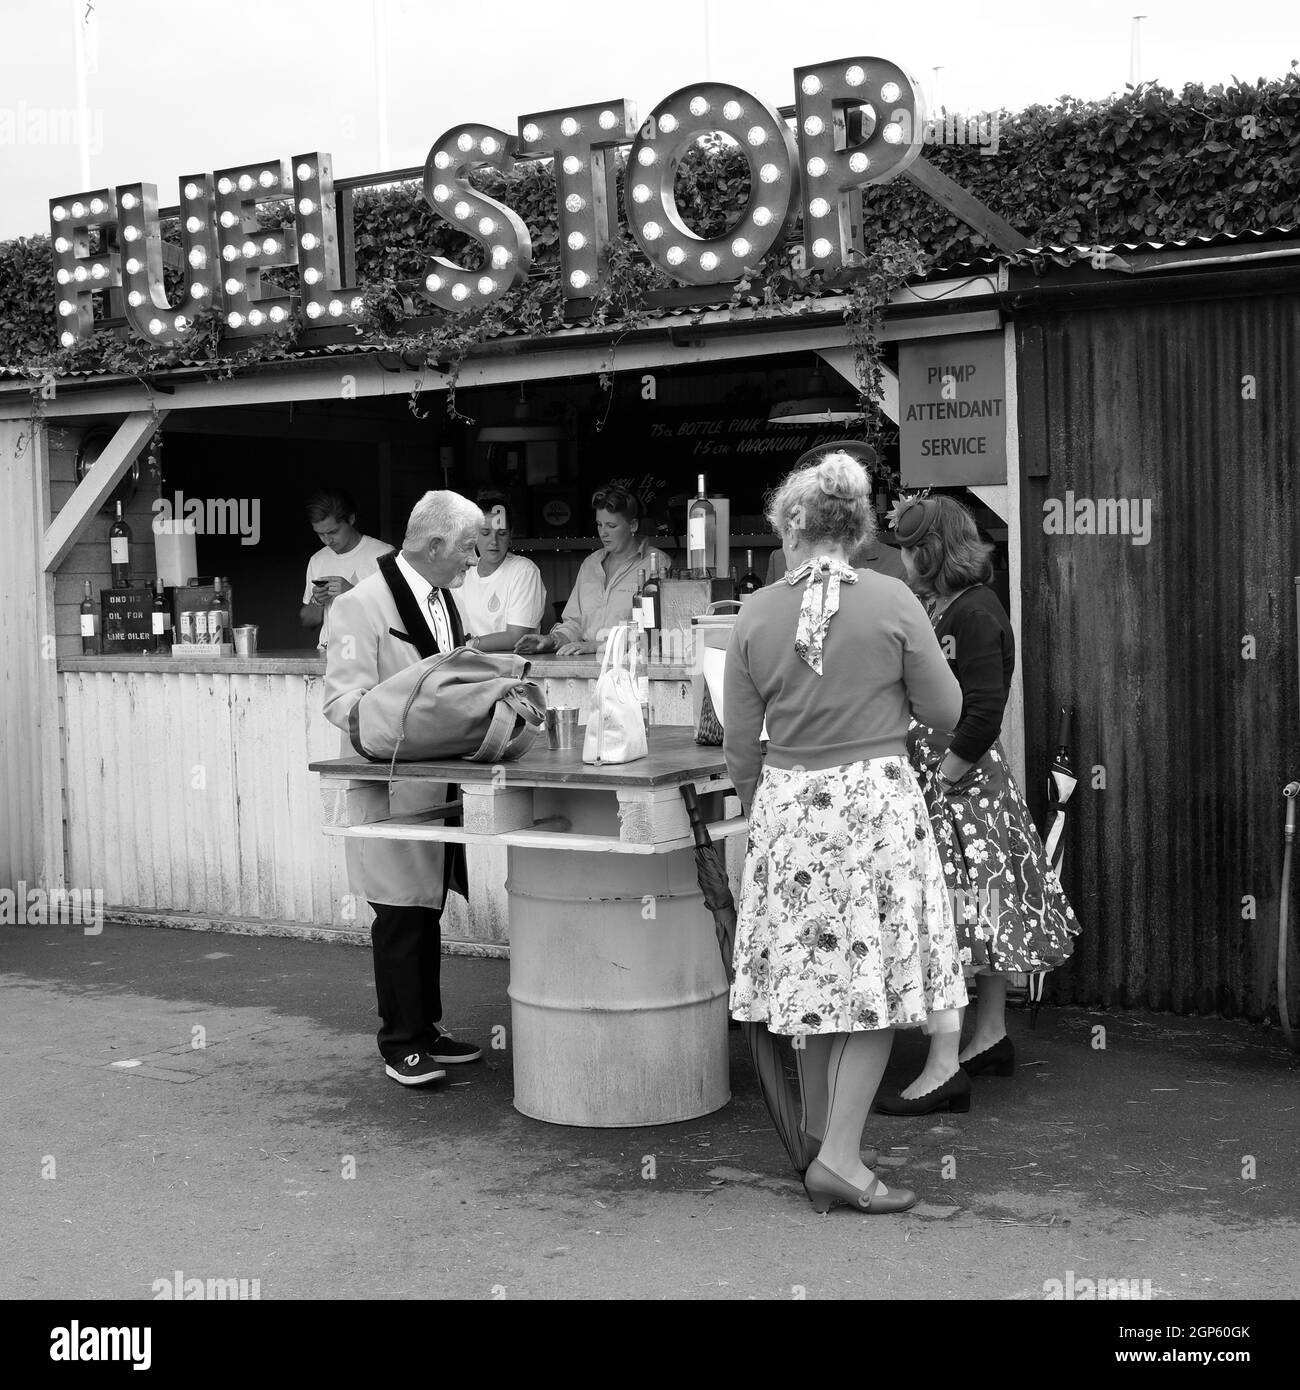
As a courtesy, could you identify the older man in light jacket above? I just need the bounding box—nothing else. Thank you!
[323,491,485,1087]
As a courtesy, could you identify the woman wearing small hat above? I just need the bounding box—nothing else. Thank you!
[874,494,1079,1115]
[724,451,966,1214]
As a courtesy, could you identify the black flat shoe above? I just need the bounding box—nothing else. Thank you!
[961,1034,1015,1077]
[874,1070,972,1115]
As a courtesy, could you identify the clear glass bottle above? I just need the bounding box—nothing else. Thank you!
[686,473,716,579]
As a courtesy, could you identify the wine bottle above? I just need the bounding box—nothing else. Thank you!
[633,567,647,630]
[207,577,227,647]
[739,549,763,595]
[80,580,99,654]
[152,577,169,652]
[686,473,716,579]
[109,500,132,587]
[642,552,662,662]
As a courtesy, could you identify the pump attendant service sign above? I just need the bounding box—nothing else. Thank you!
[899,333,1007,486]
[47,56,930,347]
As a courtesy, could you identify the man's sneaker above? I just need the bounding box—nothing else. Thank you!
[385,1051,447,1086]
[428,1027,483,1064]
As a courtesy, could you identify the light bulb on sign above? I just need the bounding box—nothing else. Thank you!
[247,307,265,328]
[61,331,75,347]
[304,267,321,284]
[599,109,618,129]
[451,283,469,301]
[491,246,510,268]
[801,75,822,95]
[699,251,718,271]
[259,169,276,187]
[522,123,540,143]
[217,177,233,194]
[476,279,494,296]
[59,299,75,315]
[52,205,67,221]
[225,277,242,294]
[121,192,138,210]
[432,184,450,202]
[186,216,202,233]
[123,225,140,241]
[883,124,903,144]
[220,211,237,228]
[560,116,578,136]
[300,232,318,250]
[262,238,278,255]
[329,299,344,316]
[478,216,495,235]
[570,269,589,289]
[759,164,779,183]
[632,184,651,203]
[747,126,766,146]
[150,318,164,334]
[91,262,106,279]
[56,268,71,284]
[666,245,685,265]
[349,297,364,314]
[881,82,901,103]
[125,257,141,274]
[90,198,105,214]
[845,65,865,86]
[71,202,86,218]
[453,200,471,220]
[54,236,70,253]
[305,301,323,318]
[480,136,498,154]
[643,221,662,240]
[242,240,257,258]
[723,100,742,120]
[804,116,824,136]
[849,152,869,173]
[433,151,451,169]
[269,305,286,322]
[807,157,827,177]
[189,247,206,267]
[731,237,750,258]
[173,315,188,331]
[73,264,88,280]
[562,155,582,175]
[227,311,244,328]
[565,193,585,212]
[567,231,586,250]
[191,282,207,297]
[296,162,313,180]
[659,113,677,133]
[812,238,832,258]
[689,96,708,116]
[238,174,253,191]
[298,198,315,215]
[637,147,655,165]
[426,273,442,291]
[809,197,830,218]
[457,132,474,151]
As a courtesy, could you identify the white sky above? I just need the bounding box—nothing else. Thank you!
[0,0,1296,240]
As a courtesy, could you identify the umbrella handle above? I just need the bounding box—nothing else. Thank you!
[679,783,712,849]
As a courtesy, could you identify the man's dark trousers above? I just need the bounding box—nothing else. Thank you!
[368,901,443,1062]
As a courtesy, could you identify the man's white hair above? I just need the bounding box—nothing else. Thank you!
[403,491,483,550]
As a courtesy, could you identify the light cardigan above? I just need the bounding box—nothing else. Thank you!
[550,538,673,646]
[723,568,963,812]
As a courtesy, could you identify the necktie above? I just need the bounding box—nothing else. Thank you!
[426,589,452,651]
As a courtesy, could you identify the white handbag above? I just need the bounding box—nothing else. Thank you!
[582,624,648,765]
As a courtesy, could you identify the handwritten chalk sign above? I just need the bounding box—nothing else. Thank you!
[899,333,1007,486]
[102,587,155,653]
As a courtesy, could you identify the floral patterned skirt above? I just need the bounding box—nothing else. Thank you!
[730,757,968,1037]
[907,723,1080,975]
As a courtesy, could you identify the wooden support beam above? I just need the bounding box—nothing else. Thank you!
[42,410,167,572]
[904,157,1032,256]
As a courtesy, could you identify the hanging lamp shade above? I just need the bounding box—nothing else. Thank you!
[767,369,863,425]
[478,394,566,442]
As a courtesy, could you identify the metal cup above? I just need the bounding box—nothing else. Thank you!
[545,706,578,750]
[233,624,258,656]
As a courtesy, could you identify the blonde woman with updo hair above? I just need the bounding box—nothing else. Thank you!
[723,450,967,1215]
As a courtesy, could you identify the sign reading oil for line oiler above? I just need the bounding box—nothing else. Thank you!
[898,333,1006,486]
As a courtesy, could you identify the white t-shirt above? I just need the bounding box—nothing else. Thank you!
[303,533,392,649]
[451,552,547,637]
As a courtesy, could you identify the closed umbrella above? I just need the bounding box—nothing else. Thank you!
[680,784,816,1176]
[1030,706,1077,1026]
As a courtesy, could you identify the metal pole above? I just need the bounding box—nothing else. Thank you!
[1130,15,1146,87]
[372,0,390,171]
[70,0,92,189]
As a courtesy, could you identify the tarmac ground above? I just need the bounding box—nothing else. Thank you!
[2,921,1297,1302]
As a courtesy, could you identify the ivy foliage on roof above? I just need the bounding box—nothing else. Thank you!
[1,66,1296,373]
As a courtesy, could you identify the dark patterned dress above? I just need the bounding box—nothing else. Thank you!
[907,587,1079,976]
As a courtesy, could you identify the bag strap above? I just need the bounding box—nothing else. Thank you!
[466,687,544,764]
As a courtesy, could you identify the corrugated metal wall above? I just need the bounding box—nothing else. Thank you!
[1017,289,1300,1018]
[0,422,46,891]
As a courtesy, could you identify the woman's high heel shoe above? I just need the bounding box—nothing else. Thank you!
[960,1034,1015,1077]
[802,1158,917,1215]
[873,1069,972,1115]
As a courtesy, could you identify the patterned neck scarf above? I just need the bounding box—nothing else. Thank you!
[784,555,858,674]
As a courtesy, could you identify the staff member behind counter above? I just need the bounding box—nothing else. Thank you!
[764,441,907,585]
[299,489,393,650]
[450,491,547,651]
[515,485,672,657]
